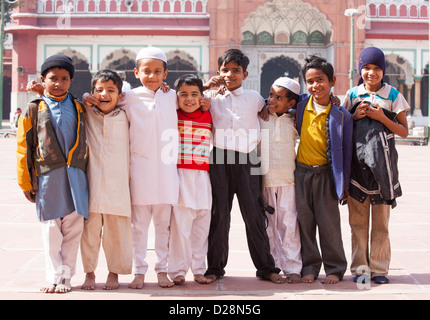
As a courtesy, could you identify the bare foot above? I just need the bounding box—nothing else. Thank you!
[81,272,96,290]
[55,278,71,293]
[262,272,286,284]
[157,272,175,288]
[205,274,219,282]
[194,274,214,284]
[40,283,56,293]
[104,272,119,290]
[129,274,145,289]
[173,275,185,285]
[301,274,316,283]
[288,273,302,284]
[321,274,340,284]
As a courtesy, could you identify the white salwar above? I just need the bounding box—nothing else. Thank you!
[259,113,302,275]
[168,169,212,279]
[41,212,84,284]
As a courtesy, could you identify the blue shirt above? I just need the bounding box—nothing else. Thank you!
[36,93,89,221]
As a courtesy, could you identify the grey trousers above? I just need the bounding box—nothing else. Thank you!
[294,162,347,280]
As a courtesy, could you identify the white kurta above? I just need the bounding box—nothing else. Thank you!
[209,87,265,154]
[259,113,298,188]
[86,107,131,217]
[122,86,179,206]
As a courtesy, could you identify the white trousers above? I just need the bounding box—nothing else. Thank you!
[263,185,302,275]
[168,206,211,279]
[41,213,84,284]
[131,204,172,275]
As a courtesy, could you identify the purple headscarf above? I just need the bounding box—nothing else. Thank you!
[357,47,386,86]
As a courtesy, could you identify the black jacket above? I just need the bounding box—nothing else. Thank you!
[349,102,402,208]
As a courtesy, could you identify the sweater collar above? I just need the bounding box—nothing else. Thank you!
[178,108,204,119]
[44,90,69,102]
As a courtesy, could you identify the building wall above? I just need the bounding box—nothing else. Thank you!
[4,0,429,122]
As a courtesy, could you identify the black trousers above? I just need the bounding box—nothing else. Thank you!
[205,147,280,278]
[294,162,347,280]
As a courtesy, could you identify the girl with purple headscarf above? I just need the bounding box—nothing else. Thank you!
[342,47,410,285]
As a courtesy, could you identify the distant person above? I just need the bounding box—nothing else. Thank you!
[118,70,132,91]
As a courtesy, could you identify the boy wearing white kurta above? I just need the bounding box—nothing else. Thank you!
[259,77,302,283]
[168,74,213,285]
[83,47,179,288]
[80,70,133,291]
[125,47,179,288]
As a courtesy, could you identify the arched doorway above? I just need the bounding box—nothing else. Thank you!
[102,49,139,89]
[166,51,199,89]
[240,0,333,94]
[260,56,301,99]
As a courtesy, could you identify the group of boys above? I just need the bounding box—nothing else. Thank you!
[16,45,408,293]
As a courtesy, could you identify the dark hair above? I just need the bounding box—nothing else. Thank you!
[91,69,123,94]
[302,55,334,82]
[174,74,204,94]
[218,49,250,72]
[135,59,167,71]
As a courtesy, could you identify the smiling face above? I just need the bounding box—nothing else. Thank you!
[218,61,248,92]
[304,68,336,106]
[41,67,72,97]
[92,79,123,114]
[267,85,297,115]
[361,63,384,91]
[177,84,202,113]
[134,58,168,92]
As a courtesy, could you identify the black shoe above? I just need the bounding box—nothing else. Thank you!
[371,276,389,284]
[353,274,370,283]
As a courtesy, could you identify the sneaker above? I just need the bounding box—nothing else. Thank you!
[371,276,389,284]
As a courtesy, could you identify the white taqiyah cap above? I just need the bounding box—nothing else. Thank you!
[135,47,167,63]
[273,77,300,95]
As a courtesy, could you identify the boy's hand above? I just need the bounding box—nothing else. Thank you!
[82,93,99,110]
[352,102,368,121]
[340,190,349,205]
[200,97,211,111]
[329,93,341,106]
[203,76,225,91]
[24,190,36,203]
[160,82,170,93]
[365,103,385,122]
[258,105,270,121]
[26,81,44,96]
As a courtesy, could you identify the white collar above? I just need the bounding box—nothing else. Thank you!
[358,83,391,99]
[225,87,244,96]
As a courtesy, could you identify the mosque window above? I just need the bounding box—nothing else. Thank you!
[241,0,332,47]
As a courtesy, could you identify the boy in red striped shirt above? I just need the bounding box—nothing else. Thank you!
[168,74,214,285]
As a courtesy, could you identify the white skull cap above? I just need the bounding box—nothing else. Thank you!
[136,47,167,63]
[273,77,300,95]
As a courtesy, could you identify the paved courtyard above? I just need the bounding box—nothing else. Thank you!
[1,129,430,301]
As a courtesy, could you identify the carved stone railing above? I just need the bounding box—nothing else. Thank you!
[366,0,428,20]
[38,0,208,15]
